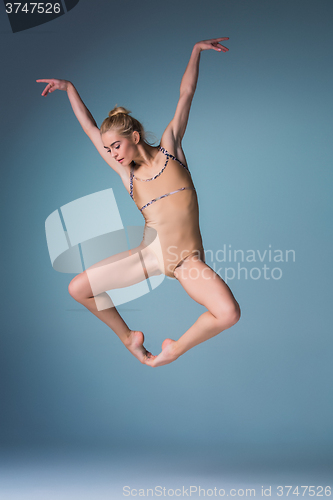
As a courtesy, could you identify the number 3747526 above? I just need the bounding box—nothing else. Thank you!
[5,3,61,14]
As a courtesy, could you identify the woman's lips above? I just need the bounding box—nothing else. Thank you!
[118,158,124,163]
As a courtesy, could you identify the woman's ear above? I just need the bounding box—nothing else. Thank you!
[133,131,140,144]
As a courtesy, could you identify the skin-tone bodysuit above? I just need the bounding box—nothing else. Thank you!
[37,38,240,368]
[130,146,205,279]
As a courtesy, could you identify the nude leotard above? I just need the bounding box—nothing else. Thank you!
[130,146,205,279]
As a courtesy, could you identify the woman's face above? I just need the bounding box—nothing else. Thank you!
[101,129,138,166]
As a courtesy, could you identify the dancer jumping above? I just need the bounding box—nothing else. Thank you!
[37,37,240,367]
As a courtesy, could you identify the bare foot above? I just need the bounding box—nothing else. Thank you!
[124,330,154,364]
[145,338,179,367]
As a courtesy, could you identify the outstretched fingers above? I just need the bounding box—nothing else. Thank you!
[212,39,229,52]
[36,78,68,95]
[43,84,53,96]
[36,79,54,96]
[199,37,229,52]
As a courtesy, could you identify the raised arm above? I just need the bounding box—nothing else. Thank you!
[36,79,122,175]
[160,37,229,158]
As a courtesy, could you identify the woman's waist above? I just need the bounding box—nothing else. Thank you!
[143,220,203,247]
[143,210,201,232]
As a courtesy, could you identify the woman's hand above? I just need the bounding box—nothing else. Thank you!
[195,37,229,53]
[36,78,71,96]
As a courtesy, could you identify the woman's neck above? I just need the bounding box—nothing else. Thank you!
[133,142,159,168]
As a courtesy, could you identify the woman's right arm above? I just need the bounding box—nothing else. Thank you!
[36,79,122,175]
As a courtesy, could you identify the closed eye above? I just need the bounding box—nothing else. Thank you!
[104,143,120,153]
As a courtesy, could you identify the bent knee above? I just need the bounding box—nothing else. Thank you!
[68,278,78,300]
[217,300,241,327]
[233,302,241,324]
[68,275,86,301]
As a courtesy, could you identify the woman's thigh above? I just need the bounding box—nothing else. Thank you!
[69,244,162,299]
[174,255,239,318]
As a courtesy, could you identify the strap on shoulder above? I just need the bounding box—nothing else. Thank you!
[129,165,134,199]
[159,146,188,171]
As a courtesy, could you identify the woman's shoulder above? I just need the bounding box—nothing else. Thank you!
[159,141,188,168]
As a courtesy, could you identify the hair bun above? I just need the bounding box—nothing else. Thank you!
[108,105,131,118]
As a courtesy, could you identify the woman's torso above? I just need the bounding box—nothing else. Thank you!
[127,146,204,277]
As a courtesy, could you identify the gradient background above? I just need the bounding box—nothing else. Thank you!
[0,0,332,498]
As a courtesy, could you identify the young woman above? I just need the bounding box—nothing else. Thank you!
[37,37,240,367]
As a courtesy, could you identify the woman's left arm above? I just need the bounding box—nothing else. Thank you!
[161,37,229,156]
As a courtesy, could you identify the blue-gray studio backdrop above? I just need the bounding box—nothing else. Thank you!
[1,0,332,476]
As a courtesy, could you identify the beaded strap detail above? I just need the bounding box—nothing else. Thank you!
[130,167,134,199]
[159,147,189,171]
[139,186,195,212]
[132,153,167,182]
[129,146,193,209]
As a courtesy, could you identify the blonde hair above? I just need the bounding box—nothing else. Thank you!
[100,106,148,143]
